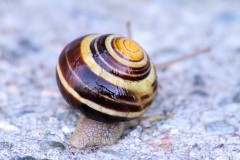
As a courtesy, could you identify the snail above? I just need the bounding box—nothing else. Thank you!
[56,34,157,148]
[56,34,209,149]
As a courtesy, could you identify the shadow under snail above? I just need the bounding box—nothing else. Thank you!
[56,34,209,149]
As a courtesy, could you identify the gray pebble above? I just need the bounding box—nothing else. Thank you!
[232,91,240,103]
[206,121,236,134]
[49,141,65,150]
[193,74,205,86]
[40,140,65,151]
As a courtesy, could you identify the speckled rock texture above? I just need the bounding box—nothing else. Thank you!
[0,0,240,159]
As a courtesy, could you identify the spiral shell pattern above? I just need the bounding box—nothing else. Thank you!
[56,34,157,122]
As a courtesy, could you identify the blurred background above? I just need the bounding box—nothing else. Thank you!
[0,0,240,159]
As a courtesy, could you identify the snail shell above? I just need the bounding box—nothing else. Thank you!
[56,34,157,122]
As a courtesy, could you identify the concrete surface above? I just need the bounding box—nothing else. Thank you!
[0,0,240,159]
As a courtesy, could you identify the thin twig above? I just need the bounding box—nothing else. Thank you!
[126,21,132,39]
[142,114,175,122]
[155,48,211,70]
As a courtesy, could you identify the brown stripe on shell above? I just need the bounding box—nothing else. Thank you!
[141,74,158,109]
[152,77,158,92]
[140,94,150,100]
[143,99,154,109]
[66,39,137,103]
[56,72,133,123]
[89,35,150,81]
[73,103,135,123]
[98,35,150,71]
[90,38,150,81]
[58,36,144,113]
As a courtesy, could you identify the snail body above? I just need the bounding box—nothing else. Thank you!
[56,34,157,148]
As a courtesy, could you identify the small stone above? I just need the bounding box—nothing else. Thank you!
[232,91,240,103]
[40,141,65,151]
[49,141,65,150]
[206,121,236,134]
[62,126,71,134]
[170,128,179,134]
[193,74,205,86]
